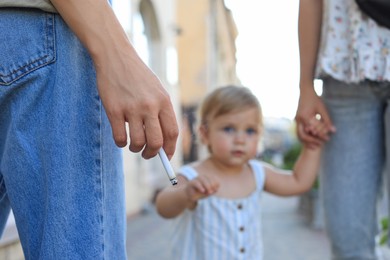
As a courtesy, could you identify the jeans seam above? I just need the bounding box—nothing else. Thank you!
[98,99,105,259]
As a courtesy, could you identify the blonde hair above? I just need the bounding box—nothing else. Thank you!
[199,85,263,127]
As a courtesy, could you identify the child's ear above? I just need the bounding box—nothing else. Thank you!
[198,124,209,144]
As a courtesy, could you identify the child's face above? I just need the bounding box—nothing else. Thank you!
[202,107,261,167]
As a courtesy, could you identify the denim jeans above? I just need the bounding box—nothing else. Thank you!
[321,77,390,260]
[0,8,126,260]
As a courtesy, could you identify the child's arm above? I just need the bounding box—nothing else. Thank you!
[263,145,321,196]
[155,174,219,218]
[263,114,327,195]
[264,144,321,196]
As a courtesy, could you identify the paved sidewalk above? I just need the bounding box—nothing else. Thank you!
[261,193,331,260]
[126,192,331,260]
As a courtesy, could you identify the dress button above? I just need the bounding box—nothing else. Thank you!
[239,226,245,232]
[240,247,245,253]
[237,203,243,210]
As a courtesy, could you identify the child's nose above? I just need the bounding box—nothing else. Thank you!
[234,131,246,142]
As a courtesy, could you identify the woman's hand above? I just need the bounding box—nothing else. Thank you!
[295,85,335,148]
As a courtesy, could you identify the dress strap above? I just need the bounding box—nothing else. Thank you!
[249,160,266,191]
[178,165,199,181]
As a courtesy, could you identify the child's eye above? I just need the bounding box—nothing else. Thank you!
[222,126,235,133]
[246,128,257,135]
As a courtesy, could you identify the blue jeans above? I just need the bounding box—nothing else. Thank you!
[321,78,390,260]
[0,8,126,259]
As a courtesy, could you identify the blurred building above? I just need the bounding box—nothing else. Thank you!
[178,0,239,105]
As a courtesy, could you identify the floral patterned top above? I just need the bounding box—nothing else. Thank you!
[316,0,390,83]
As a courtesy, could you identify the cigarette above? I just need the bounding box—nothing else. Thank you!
[158,148,178,185]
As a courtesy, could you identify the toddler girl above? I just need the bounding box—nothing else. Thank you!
[155,85,325,259]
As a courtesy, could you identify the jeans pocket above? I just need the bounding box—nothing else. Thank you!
[0,9,56,86]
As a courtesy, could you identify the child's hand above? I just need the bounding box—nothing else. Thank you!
[305,114,330,143]
[185,175,220,202]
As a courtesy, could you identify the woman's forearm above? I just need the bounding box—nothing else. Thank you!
[50,0,138,66]
[49,0,179,158]
[298,0,323,89]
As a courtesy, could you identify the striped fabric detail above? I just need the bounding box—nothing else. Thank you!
[170,160,265,260]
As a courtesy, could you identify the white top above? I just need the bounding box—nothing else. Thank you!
[0,0,56,13]
[316,0,390,83]
[169,160,265,260]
